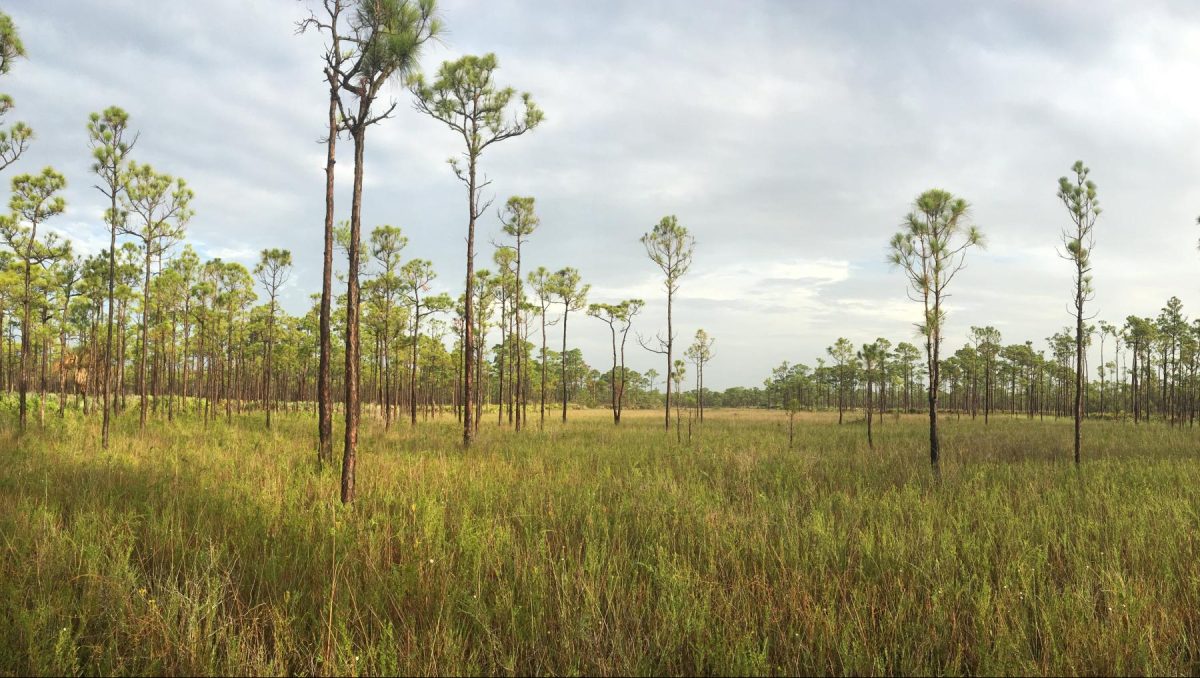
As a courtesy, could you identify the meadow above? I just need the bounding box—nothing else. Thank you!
[2,406,1200,676]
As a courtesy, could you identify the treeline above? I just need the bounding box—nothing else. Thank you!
[0,234,678,423]
[0,133,703,433]
[764,299,1200,426]
[0,194,725,432]
[0,5,733,474]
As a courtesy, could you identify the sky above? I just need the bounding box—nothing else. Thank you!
[3,0,1200,390]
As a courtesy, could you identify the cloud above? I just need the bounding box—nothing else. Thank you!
[3,0,1199,389]
[201,245,258,264]
[46,221,109,257]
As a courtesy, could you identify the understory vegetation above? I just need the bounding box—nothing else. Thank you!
[3,406,1199,676]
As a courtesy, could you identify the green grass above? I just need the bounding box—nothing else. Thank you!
[2,405,1200,675]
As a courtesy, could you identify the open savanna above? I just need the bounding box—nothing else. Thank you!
[2,405,1200,676]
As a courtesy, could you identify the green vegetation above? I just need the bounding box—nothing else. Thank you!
[3,406,1200,675]
[1,4,1199,675]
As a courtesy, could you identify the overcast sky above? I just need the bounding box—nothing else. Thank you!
[5,1,1200,389]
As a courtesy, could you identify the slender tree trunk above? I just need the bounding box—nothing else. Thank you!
[410,301,421,426]
[505,296,513,426]
[617,330,627,424]
[265,298,275,430]
[675,380,681,443]
[498,295,506,426]
[381,311,390,429]
[17,221,37,433]
[39,310,48,428]
[342,125,366,503]
[0,308,5,394]
[866,374,874,449]
[318,66,338,467]
[168,314,176,421]
[539,306,547,429]
[984,357,991,424]
[664,286,673,430]
[609,324,618,423]
[514,241,523,432]
[560,308,569,422]
[139,249,151,429]
[103,198,117,446]
[181,301,190,417]
[118,303,127,413]
[928,297,941,472]
[57,305,68,418]
[225,308,234,423]
[462,159,477,446]
[1073,269,1083,464]
[508,300,516,427]
[1132,342,1140,424]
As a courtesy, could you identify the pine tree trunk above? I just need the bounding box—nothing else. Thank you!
[410,300,420,426]
[665,286,672,431]
[342,125,366,504]
[139,248,151,429]
[539,308,547,429]
[561,308,569,422]
[318,66,338,467]
[462,156,477,446]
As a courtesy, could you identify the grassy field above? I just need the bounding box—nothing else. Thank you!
[2,405,1200,675]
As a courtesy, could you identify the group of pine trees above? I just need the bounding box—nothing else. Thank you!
[0,4,721,503]
[5,4,1196,494]
[298,0,723,499]
[768,305,1200,428]
[768,166,1196,472]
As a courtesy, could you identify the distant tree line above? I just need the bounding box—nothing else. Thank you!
[764,302,1200,427]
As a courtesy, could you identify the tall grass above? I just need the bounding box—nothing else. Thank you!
[2,406,1199,675]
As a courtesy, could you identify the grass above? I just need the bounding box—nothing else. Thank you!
[2,404,1200,675]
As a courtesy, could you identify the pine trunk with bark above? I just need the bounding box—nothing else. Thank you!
[318,65,338,467]
[342,124,366,504]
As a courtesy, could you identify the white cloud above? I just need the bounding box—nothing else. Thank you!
[4,0,1200,388]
